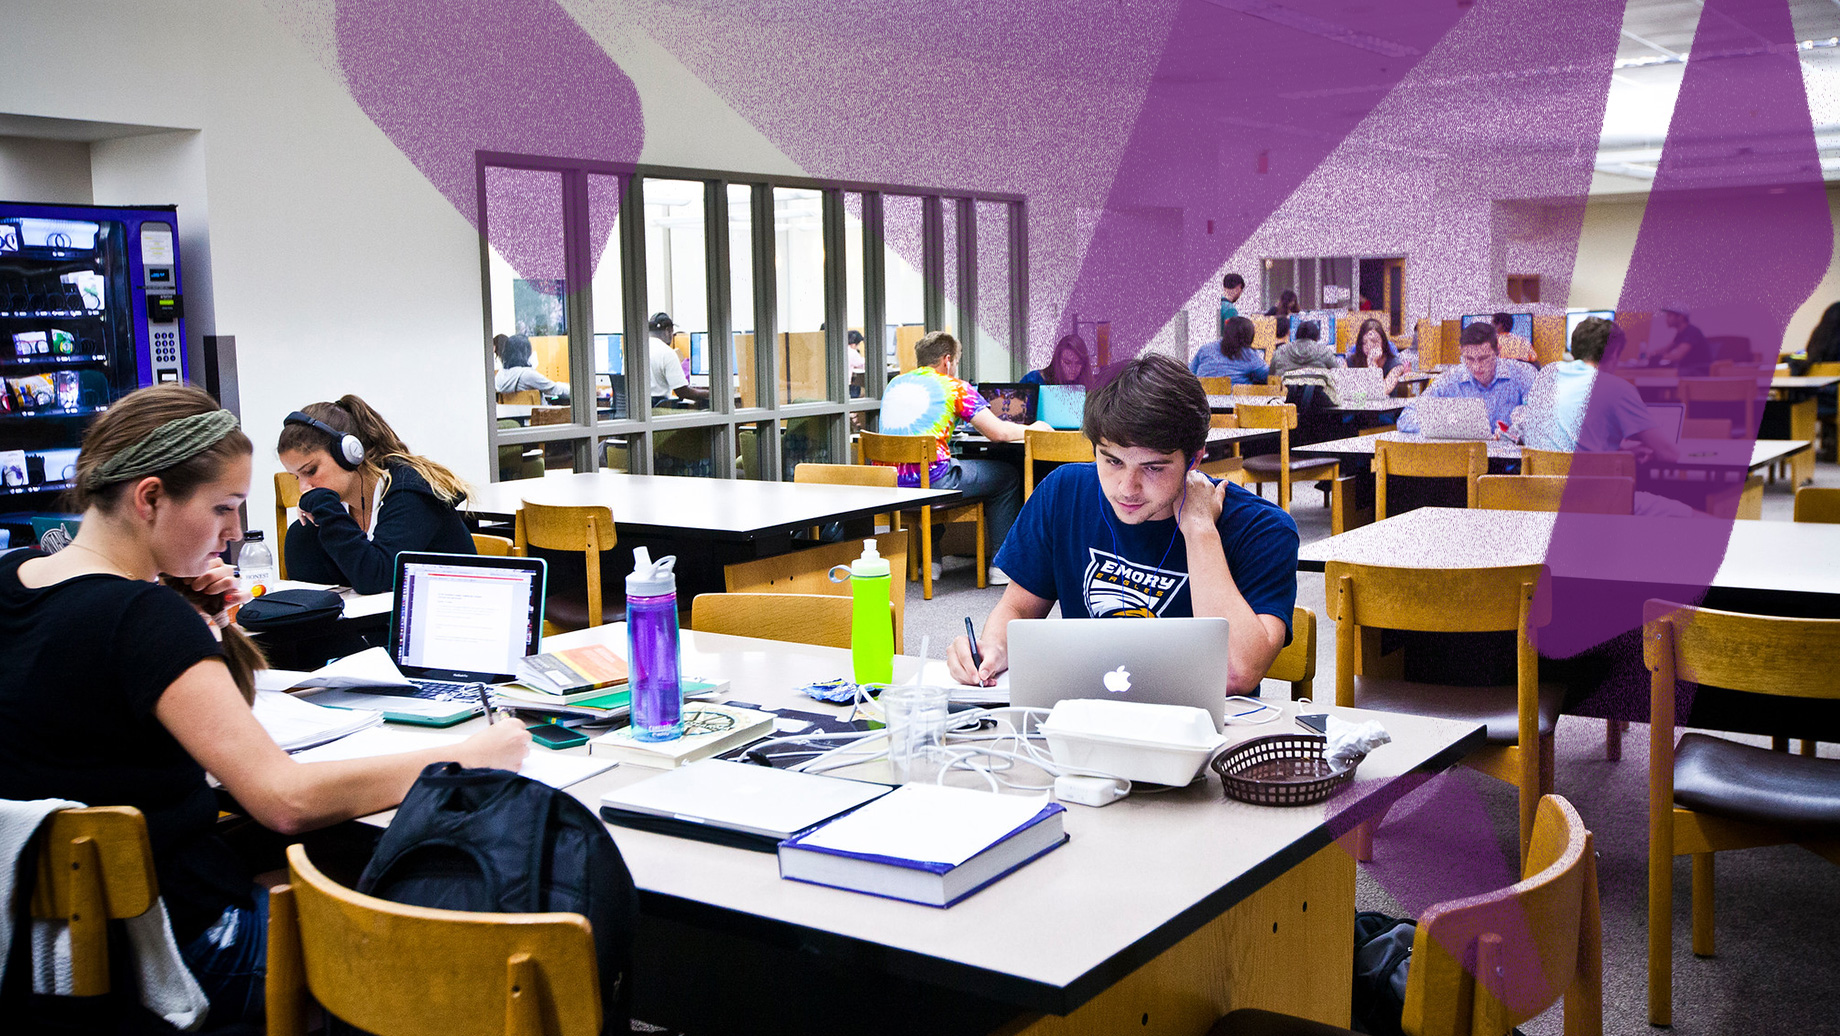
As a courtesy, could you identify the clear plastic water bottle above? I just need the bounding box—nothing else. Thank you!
[831,540,893,687]
[238,531,275,597]
[625,547,683,741]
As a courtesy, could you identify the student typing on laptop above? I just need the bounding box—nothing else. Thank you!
[946,354,1299,695]
[1396,321,1535,437]
[0,386,528,1027]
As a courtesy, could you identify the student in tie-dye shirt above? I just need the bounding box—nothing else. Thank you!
[879,331,1044,583]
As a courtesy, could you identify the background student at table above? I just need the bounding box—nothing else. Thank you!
[1270,318,1342,380]
[1265,287,1300,320]
[1347,318,1406,394]
[1021,332,1091,387]
[1397,321,1535,435]
[646,311,709,409]
[1650,304,1714,373]
[276,395,475,594]
[0,384,529,1027]
[1190,315,1270,385]
[1218,271,1245,330]
[880,331,1046,583]
[494,332,568,402]
[1491,312,1537,365]
[948,354,1298,693]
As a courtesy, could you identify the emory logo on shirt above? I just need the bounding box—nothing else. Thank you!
[1082,549,1187,618]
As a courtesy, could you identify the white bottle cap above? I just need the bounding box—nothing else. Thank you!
[851,539,890,578]
[626,546,678,596]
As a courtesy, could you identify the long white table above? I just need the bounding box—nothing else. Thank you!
[355,627,1484,1035]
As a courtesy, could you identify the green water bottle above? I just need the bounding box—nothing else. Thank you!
[833,539,894,687]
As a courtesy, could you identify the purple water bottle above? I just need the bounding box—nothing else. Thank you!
[625,547,682,741]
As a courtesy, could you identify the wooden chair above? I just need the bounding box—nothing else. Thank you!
[268,843,602,1036]
[1373,439,1486,521]
[690,592,855,649]
[497,389,542,405]
[472,533,515,556]
[1330,561,1559,863]
[1023,428,1094,500]
[1736,473,1764,520]
[858,431,985,600]
[1236,402,1340,514]
[1211,795,1600,1036]
[28,806,156,997]
[1197,377,1236,396]
[1231,383,1286,398]
[1521,448,1637,479]
[793,461,900,527]
[1681,378,1760,438]
[1264,606,1316,700]
[1477,474,1633,515]
[274,471,302,580]
[1793,485,1840,523]
[514,501,616,633]
[1644,603,1840,1026]
[1680,417,1732,440]
[724,531,910,653]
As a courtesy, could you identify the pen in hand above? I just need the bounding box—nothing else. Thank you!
[474,682,497,724]
[964,616,983,677]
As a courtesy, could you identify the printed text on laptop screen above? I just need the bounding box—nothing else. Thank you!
[397,562,534,675]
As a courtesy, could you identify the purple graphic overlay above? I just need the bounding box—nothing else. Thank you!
[336,0,642,279]
[1539,0,1830,698]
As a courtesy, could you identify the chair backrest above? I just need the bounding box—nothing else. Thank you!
[1227,400,1297,431]
[28,806,156,997]
[1209,412,1239,429]
[1644,601,1840,702]
[1793,486,1840,523]
[1401,795,1600,1036]
[792,462,897,489]
[1230,383,1285,397]
[858,431,936,487]
[529,406,572,427]
[1023,429,1095,499]
[723,532,910,652]
[497,389,542,405]
[274,471,303,580]
[1735,473,1764,520]
[1373,439,1486,519]
[1477,474,1633,515]
[472,533,516,557]
[689,592,855,649]
[1520,447,1636,479]
[1680,417,1731,439]
[1329,561,1547,636]
[1264,606,1316,696]
[1807,361,1840,378]
[1680,377,1758,403]
[268,843,601,1036]
[514,502,617,628]
[1196,376,1236,396]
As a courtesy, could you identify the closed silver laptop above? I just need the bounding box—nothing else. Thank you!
[1417,398,1493,440]
[1007,617,1233,732]
[1329,366,1386,403]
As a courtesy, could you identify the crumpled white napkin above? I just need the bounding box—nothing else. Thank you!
[1324,716,1391,773]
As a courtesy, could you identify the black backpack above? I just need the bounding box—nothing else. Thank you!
[355,763,638,1035]
[1351,911,1415,1036]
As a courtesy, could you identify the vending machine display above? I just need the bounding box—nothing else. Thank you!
[0,201,185,541]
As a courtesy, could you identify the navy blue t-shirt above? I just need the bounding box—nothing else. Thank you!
[994,463,1299,637]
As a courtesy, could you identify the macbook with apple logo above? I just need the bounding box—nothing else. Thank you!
[1005,617,1234,732]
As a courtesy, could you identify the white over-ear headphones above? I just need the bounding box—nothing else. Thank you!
[285,411,365,471]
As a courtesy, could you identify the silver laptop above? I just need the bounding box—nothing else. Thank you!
[599,760,890,849]
[1647,403,1685,441]
[1007,618,1233,732]
[1417,398,1493,440]
[1329,366,1386,403]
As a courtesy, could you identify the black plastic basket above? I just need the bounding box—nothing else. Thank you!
[1210,733,1359,806]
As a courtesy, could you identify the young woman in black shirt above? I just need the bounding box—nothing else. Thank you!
[276,394,475,594]
[0,384,528,1024]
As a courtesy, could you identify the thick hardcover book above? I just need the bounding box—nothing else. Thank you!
[778,787,1067,907]
[587,703,774,768]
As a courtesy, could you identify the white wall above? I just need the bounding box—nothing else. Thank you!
[0,136,92,203]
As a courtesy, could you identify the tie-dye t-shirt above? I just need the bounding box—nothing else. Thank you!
[878,367,986,486]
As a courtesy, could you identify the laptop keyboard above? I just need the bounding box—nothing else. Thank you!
[406,678,487,702]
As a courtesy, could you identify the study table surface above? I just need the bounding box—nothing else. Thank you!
[954,426,1277,450]
[354,628,1484,1034]
[1207,394,1408,415]
[463,470,959,539]
[1296,432,1807,472]
[1295,506,1840,605]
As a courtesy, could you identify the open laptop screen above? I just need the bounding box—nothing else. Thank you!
[391,553,545,681]
[1647,403,1685,442]
[1037,384,1087,430]
[978,382,1037,424]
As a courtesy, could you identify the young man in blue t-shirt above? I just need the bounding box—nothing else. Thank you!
[946,354,1300,695]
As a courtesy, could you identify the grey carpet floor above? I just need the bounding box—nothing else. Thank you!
[905,461,1840,1034]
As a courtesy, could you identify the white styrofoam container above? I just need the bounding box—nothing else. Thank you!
[1038,699,1228,786]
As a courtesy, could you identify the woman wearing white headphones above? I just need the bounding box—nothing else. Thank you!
[276,395,474,593]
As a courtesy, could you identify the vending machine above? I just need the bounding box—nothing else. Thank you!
[0,201,186,547]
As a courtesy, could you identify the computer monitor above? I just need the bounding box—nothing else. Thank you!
[1565,309,1616,349]
[1290,311,1336,346]
[689,332,708,376]
[596,332,623,373]
[1463,313,1533,341]
[1037,385,1086,431]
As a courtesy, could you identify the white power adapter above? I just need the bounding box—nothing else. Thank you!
[1055,774,1127,808]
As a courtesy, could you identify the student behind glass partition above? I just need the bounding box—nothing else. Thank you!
[276,396,475,594]
[0,384,528,1027]
[495,333,568,402]
[646,312,709,410]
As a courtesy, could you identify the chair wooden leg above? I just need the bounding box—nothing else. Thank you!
[1649,768,1674,1025]
[920,508,934,600]
[1802,739,1820,757]
[1352,820,1374,863]
[1691,853,1715,957]
[267,885,308,1036]
[974,503,987,589]
[1773,735,1790,752]
[1605,718,1627,761]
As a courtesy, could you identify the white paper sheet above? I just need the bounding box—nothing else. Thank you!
[914,660,1011,704]
[251,690,381,752]
[289,727,616,789]
[292,646,414,689]
[796,784,1049,866]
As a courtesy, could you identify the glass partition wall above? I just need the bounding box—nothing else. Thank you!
[481,154,1025,481]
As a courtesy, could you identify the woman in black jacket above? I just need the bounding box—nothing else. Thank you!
[276,395,474,593]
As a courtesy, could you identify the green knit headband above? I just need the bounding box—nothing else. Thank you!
[83,409,241,490]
